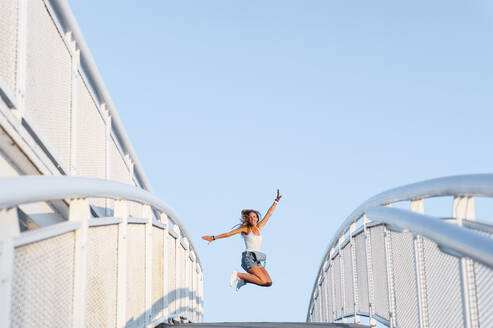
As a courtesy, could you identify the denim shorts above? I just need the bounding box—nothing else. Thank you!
[241,251,267,271]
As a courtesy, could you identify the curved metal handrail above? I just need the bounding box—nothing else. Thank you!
[307,173,493,321]
[0,175,201,266]
[366,206,493,267]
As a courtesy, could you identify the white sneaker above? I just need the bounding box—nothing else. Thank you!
[229,270,239,287]
[236,279,246,292]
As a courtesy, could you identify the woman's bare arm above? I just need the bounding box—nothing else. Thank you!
[258,189,282,230]
[202,225,248,244]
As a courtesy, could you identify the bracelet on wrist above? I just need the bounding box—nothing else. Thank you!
[212,235,215,240]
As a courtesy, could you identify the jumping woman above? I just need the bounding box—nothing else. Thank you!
[201,189,282,291]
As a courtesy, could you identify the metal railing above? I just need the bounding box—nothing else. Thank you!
[307,174,493,328]
[0,176,203,328]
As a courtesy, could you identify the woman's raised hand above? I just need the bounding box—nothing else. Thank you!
[275,189,282,202]
[201,235,213,244]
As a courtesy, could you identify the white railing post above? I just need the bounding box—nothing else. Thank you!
[410,199,429,328]
[70,198,90,328]
[68,31,79,176]
[384,225,396,327]
[363,215,377,328]
[0,208,20,328]
[454,196,479,328]
[115,200,129,328]
[173,224,181,321]
[338,234,346,322]
[350,222,360,324]
[160,212,169,320]
[182,237,190,321]
[143,205,153,327]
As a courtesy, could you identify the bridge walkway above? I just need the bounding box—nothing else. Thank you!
[162,322,368,327]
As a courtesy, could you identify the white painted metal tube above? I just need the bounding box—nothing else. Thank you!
[0,175,201,267]
[365,206,493,268]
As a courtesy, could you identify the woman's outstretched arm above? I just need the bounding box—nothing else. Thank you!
[258,189,282,230]
[201,225,247,244]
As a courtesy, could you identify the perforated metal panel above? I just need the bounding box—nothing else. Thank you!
[475,262,493,326]
[369,225,389,320]
[333,254,342,319]
[0,0,18,93]
[86,225,118,328]
[166,234,177,315]
[342,243,354,315]
[423,237,464,328]
[389,231,419,328]
[10,231,75,328]
[25,0,72,168]
[126,224,146,327]
[152,226,164,321]
[354,232,369,313]
[109,138,130,184]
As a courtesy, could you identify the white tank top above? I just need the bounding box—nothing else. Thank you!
[241,228,262,251]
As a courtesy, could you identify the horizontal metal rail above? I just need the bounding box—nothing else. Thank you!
[365,206,493,268]
[0,175,201,267]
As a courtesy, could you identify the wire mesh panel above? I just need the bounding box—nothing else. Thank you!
[368,225,389,321]
[333,254,342,319]
[10,231,75,328]
[86,225,118,328]
[126,224,146,327]
[152,226,164,321]
[109,137,130,184]
[422,237,464,328]
[342,243,355,315]
[75,74,107,211]
[354,232,369,314]
[166,233,177,316]
[25,0,72,168]
[389,230,419,328]
[475,262,493,326]
[0,0,18,93]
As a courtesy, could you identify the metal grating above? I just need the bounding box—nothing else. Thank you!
[475,262,493,326]
[25,0,72,168]
[389,231,419,328]
[86,225,118,328]
[75,74,107,211]
[342,243,354,315]
[10,231,75,328]
[109,137,130,184]
[369,225,389,320]
[333,254,342,319]
[423,237,464,328]
[167,234,177,315]
[354,232,369,313]
[152,226,164,321]
[126,224,146,327]
[0,0,18,93]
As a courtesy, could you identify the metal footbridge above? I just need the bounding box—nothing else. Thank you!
[2,0,493,327]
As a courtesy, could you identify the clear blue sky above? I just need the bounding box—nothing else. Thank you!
[68,0,493,322]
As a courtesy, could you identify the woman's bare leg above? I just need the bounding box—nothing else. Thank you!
[237,265,272,287]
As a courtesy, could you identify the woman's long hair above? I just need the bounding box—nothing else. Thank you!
[232,209,262,229]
